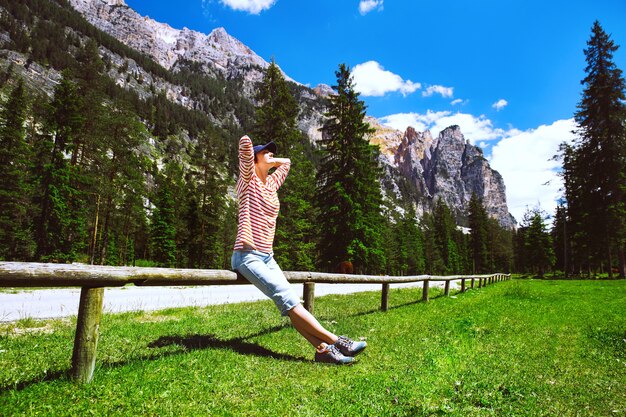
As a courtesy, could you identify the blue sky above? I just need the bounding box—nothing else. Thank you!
[123,0,626,223]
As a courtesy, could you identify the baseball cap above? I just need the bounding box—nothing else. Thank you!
[253,141,277,155]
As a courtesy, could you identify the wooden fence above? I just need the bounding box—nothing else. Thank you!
[0,261,510,384]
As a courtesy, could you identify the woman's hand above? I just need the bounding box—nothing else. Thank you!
[272,157,291,167]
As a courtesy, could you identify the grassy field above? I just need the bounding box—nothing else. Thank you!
[1,279,625,416]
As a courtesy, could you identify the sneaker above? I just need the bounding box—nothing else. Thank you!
[334,335,367,357]
[314,343,355,365]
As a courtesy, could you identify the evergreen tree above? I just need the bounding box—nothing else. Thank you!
[432,200,462,274]
[403,204,426,275]
[0,80,34,259]
[519,208,555,277]
[252,60,318,271]
[551,203,569,276]
[421,212,445,275]
[565,21,626,277]
[383,207,404,275]
[468,193,489,273]
[150,169,177,268]
[316,64,386,274]
[485,217,514,273]
[34,70,84,261]
[185,129,230,268]
[93,103,148,265]
[252,59,299,149]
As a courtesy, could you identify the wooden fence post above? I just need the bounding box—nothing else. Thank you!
[444,280,450,296]
[381,283,390,311]
[461,279,466,293]
[71,287,104,384]
[471,278,475,289]
[303,282,315,313]
[422,279,429,302]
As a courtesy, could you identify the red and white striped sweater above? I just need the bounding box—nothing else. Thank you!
[233,135,290,253]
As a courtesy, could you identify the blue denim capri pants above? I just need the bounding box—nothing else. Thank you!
[231,250,301,316]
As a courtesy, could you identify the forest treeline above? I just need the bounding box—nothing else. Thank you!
[0,0,623,278]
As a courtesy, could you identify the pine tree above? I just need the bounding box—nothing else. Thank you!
[34,70,84,262]
[406,206,426,275]
[387,204,426,275]
[316,64,386,274]
[186,128,230,268]
[432,200,462,274]
[566,21,626,277]
[551,203,569,276]
[252,59,300,149]
[150,169,177,268]
[0,79,34,259]
[486,217,514,273]
[252,60,318,271]
[93,102,148,265]
[520,208,555,277]
[421,212,445,275]
[468,193,489,273]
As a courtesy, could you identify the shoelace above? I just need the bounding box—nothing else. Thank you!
[335,336,352,349]
[317,343,341,355]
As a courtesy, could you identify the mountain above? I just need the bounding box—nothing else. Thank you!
[0,0,516,228]
[368,118,516,228]
[68,0,327,140]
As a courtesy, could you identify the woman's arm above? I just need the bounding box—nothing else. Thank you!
[270,158,291,189]
[238,135,254,183]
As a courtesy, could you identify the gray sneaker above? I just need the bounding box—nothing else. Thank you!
[334,335,367,357]
[314,344,355,365]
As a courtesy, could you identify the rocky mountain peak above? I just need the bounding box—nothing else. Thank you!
[206,27,257,60]
[68,0,293,86]
[374,118,516,228]
[313,83,335,98]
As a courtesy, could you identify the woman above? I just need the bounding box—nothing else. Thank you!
[231,135,366,365]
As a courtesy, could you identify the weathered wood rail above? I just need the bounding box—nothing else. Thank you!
[0,262,510,383]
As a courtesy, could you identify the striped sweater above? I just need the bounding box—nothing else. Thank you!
[233,135,290,253]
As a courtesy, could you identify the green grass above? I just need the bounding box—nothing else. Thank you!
[1,280,625,416]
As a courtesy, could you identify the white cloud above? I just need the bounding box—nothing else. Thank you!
[352,61,420,97]
[359,0,384,15]
[451,98,465,105]
[380,111,510,144]
[379,110,450,133]
[492,99,508,111]
[219,0,277,14]
[423,85,454,98]
[489,118,577,224]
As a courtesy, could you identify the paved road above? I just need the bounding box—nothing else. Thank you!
[0,281,456,322]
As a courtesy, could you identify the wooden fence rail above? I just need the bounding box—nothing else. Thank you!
[0,261,510,384]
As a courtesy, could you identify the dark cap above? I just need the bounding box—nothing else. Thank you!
[253,141,277,155]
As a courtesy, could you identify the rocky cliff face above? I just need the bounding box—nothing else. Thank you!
[378,120,516,228]
[69,0,291,96]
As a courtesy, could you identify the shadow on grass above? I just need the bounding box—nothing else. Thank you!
[0,369,70,394]
[0,323,306,393]
[148,333,310,363]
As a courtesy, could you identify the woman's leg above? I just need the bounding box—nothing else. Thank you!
[287,304,338,348]
[234,251,339,349]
